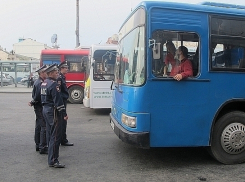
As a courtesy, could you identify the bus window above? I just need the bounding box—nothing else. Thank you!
[41,55,60,65]
[65,55,87,72]
[114,26,145,85]
[81,56,88,72]
[210,16,245,70]
[151,31,199,77]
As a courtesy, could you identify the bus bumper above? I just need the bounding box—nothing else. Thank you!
[83,98,90,107]
[110,113,150,149]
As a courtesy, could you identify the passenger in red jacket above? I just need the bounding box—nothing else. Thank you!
[172,46,193,81]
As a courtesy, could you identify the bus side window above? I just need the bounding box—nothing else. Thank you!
[214,50,228,68]
[231,47,244,68]
[239,58,245,68]
[214,47,244,68]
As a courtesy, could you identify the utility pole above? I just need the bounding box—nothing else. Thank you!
[76,0,80,47]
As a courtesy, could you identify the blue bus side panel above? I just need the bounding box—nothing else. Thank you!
[148,80,211,147]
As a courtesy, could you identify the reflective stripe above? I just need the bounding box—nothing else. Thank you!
[57,108,64,112]
[57,105,64,110]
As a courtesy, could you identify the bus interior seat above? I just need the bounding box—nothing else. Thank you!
[214,47,244,68]
[214,50,230,67]
[231,47,244,68]
[239,58,245,68]
[190,47,199,76]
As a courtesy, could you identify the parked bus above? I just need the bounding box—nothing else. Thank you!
[83,44,117,109]
[110,1,245,164]
[40,49,89,103]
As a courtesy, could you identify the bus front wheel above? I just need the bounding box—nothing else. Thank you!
[68,86,84,104]
[210,111,245,164]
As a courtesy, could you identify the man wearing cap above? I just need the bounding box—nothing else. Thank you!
[28,65,48,154]
[41,64,68,168]
[57,61,74,146]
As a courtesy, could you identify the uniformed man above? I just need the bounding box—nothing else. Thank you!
[41,64,68,168]
[57,61,74,146]
[28,65,48,154]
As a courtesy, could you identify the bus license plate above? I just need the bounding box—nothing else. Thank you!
[110,121,115,130]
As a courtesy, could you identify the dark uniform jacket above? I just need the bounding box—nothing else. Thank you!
[41,77,67,116]
[57,73,69,100]
[30,77,44,107]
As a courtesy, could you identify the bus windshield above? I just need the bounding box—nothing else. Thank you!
[114,8,145,86]
[93,50,116,81]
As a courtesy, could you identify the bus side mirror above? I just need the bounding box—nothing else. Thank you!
[149,39,161,59]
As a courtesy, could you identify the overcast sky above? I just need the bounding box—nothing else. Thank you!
[1,0,245,52]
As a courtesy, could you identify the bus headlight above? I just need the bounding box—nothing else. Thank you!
[121,113,136,128]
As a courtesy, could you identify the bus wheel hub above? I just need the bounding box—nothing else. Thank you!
[221,123,245,154]
[71,90,81,100]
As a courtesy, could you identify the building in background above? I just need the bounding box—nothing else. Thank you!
[13,38,51,59]
[106,34,118,44]
[0,47,38,61]
[0,46,9,60]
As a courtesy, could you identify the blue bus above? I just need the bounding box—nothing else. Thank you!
[110,1,245,164]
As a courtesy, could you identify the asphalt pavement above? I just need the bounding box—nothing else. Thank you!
[0,84,32,93]
[1,93,245,181]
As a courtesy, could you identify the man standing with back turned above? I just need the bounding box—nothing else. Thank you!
[28,65,48,154]
[41,64,68,168]
[57,61,74,146]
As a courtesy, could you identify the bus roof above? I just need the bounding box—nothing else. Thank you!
[90,44,118,51]
[120,1,245,31]
[41,49,89,55]
[140,1,245,15]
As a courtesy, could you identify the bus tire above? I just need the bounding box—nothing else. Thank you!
[68,86,84,104]
[210,111,245,164]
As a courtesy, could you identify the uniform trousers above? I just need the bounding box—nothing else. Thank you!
[61,99,68,144]
[43,106,62,165]
[34,105,46,150]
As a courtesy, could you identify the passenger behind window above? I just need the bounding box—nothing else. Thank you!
[163,41,176,76]
[191,47,199,76]
[231,47,244,68]
[172,46,193,81]
[214,44,244,68]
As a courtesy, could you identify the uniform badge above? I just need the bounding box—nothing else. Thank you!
[56,86,60,92]
[41,88,47,95]
[58,81,61,85]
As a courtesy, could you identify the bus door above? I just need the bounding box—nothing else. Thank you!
[149,15,211,147]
